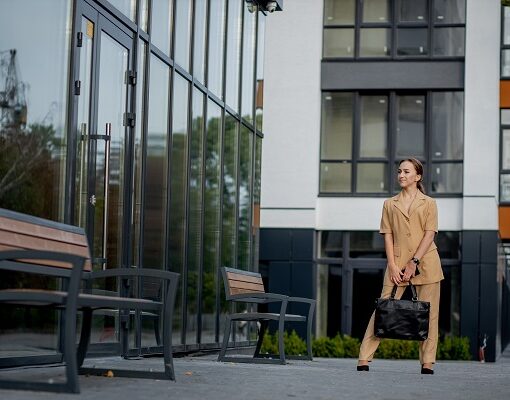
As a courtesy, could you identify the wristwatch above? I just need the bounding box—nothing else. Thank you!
[411,257,421,275]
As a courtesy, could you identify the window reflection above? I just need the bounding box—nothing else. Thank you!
[396,95,425,158]
[431,92,464,160]
[349,232,385,258]
[356,163,388,193]
[208,0,226,98]
[151,0,173,56]
[434,0,466,24]
[431,163,463,193]
[320,231,343,258]
[238,125,253,269]
[108,0,136,21]
[360,96,388,158]
[321,93,353,159]
[320,162,351,193]
[241,8,256,124]
[225,0,242,111]
[323,29,354,58]
[256,16,265,131]
[193,0,207,83]
[203,100,222,342]
[360,28,391,57]
[174,0,191,71]
[362,0,390,23]
[324,0,355,25]
[433,28,465,57]
[397,28,428,56]
[399,0,428,22]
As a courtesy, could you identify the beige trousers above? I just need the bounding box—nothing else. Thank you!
[358,282,441,364]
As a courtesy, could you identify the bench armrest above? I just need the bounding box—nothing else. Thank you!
[229,292,288,304]
[86,268,179,283]
[288,297,316,305]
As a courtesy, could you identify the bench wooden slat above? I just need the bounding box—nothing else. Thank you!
[230,287,266,296]
[226,272,263,285]
[229,280,265,292]
[0,216,89,247]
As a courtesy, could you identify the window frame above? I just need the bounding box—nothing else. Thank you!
[322,0,466,61]
[319,90,464,197]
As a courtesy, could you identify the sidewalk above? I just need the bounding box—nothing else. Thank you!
[1,348,510,400]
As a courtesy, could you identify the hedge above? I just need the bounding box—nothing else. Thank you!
[260,331,471,360]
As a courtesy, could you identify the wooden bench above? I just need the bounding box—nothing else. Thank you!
[0,208,179,393]
[218,267,315,364]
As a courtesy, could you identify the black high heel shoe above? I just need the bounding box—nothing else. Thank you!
[357,365,369,371]
[421,366,434,375]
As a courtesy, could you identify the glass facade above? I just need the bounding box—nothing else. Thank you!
[0,0,266,358]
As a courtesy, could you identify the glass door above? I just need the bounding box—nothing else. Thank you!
[72,0,134,354]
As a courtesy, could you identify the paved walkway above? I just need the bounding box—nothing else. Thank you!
[1,349,510,400]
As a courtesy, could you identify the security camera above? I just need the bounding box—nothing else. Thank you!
[265,1,277,12]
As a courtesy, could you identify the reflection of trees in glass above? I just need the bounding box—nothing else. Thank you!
[0,123,60,218]
[238,127,253,269]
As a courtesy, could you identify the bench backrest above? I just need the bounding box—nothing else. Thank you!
[0,208,92,271]
[221,267,265,299]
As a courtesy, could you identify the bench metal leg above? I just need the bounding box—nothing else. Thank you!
[218,316,232,362]
[277,315,286,365]
[254,320,268,358]
[77,308,92,367]
[305,303,315,361]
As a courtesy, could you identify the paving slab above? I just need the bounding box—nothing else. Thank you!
[1,349,509,400]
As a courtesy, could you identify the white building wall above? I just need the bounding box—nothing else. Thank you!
[260,0,323,228]
[463,0,500,230]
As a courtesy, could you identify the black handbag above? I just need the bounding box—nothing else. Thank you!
[374,283,430,341]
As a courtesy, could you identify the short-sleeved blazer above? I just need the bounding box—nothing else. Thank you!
[380,190,444,286]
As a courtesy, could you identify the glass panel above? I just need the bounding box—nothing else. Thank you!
[238,125,253,269]
[222,114,238,269]
[208,0,226,98]
[431,163,463,193]
[108,0,136,21]
[360,96,388,157]
[203,100,222,342]
[396,95,425,158]
[501,109,510,125]
[502,50,510,77]
[151,0,173,56]
[433,28,465,57]
[0,0,71,356]
[356,163,388,193]
[431,92,464,160]
[143,55,169,268]
[320,162,351,192]
[132,41,146,268]
[225,0,242,111]
[399,0,428,22]
[95,32,129,272]
[252,136,262,270]
[349,232,385,258]
[501,174,510,202]
[321,93,353,159]
[140,0,149,31]
[174,0,191,71]
[256,15,265,131]
[320,231,343,258]
[505,8,510,45]
[436,232,460,259]
[397,28,428,56]
[187,88,204,345]
[75,17,94,228]
[503,130,510,170]
[193,0,207,83]
[324,0,355,25]
[434,0,466,24]
[323,28,354,57]
[362,0,390,23]
[241,8,256,124]
[360,28,391,57]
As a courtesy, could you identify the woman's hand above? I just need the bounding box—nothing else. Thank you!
[401,260,417,282]
[388,263,403,285]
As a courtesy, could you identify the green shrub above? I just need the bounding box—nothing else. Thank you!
[259,330,471,360]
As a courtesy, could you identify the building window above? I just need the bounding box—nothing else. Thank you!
[319,91,464,195]
[501,111,510,203]
[323,0,466,60]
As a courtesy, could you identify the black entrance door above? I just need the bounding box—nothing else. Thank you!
[71,0,135,355]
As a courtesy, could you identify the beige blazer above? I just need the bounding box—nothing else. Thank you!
[380,191,444,286]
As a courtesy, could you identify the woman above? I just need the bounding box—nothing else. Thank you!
[357,158,443,374]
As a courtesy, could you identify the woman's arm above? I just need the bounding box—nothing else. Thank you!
[384,233,403,285]
[401,230,436,282]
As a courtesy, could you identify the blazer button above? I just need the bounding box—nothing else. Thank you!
[406,233,411,237]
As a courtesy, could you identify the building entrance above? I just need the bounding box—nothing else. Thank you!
[72,0,135,356]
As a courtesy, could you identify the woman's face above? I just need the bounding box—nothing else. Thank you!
[397,161,421,189]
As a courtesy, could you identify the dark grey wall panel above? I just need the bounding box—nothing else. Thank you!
[260,229,291,261]
[460,262,480,358]
[291,230,314,261]
[321,61,464,90]
[479,264,498,362]
[481,231,498,264]
[461,231,480,263]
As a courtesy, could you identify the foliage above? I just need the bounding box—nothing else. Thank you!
[260,331,471,360]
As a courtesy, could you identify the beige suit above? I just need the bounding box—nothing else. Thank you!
[358,191,444,365]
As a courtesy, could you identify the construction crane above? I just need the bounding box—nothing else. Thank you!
[0,49,28,130]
